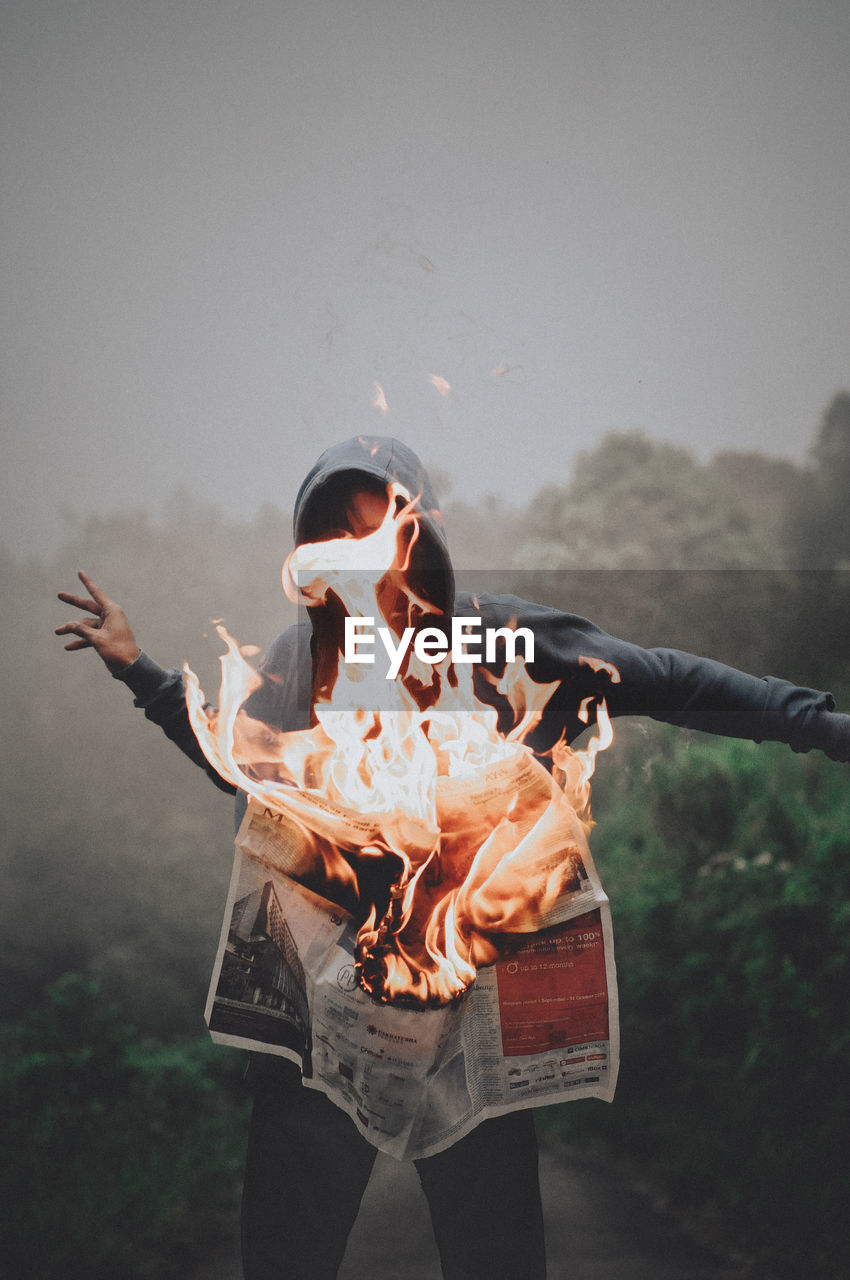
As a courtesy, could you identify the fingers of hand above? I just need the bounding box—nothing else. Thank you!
[77,570,112,611]
[55,617,101,639]
[57,590,103,615]
[55,618,95,650]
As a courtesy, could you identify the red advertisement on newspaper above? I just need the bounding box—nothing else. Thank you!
[495,910,610,1057]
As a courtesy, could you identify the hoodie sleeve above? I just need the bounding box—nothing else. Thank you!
[113,651,238,795]
[474,594,850,763]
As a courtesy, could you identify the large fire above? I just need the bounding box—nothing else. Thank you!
[184,484,615,1006]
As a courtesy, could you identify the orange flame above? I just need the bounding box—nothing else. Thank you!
[185,486,616,1005]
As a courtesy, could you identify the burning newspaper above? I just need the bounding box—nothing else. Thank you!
[193,479,620,1156]
[206,795,618,1160]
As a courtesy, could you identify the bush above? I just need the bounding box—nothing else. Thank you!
[538,729,850,1278]
[0,975,249,1279]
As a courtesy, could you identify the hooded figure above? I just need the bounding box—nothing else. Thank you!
[61,436,850,1280]
[165,436,849,781]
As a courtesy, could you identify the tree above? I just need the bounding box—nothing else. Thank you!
[788,392,850,568]
[513,430,777,572]
[504,431,793,673]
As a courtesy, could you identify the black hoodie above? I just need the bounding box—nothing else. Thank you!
[118,436,850,797]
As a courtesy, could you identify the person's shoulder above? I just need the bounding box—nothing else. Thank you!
[455,590,550,615]
[458,590,602,633]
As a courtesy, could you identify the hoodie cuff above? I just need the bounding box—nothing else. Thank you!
[797,709,850,763]
[113,651,178,704]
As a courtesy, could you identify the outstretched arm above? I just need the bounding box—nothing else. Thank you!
[472,593,850,763]
[56,571,237,795]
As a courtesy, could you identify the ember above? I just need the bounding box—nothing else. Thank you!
[185,483,615,1005]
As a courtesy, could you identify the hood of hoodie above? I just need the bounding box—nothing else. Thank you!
[292,436,455,620]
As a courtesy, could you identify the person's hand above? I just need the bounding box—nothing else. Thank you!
[55,571,141,674]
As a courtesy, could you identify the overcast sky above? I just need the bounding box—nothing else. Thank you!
[3,0,849,558]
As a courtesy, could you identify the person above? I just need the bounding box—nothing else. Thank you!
[56,436,850,1280]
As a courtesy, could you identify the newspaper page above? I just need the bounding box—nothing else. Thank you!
[206,789,619,1161]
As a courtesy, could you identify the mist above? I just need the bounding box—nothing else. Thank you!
[4,1,850,1274]
[3,0,850,561]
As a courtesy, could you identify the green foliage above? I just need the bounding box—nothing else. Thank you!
[789,393,850,568]
[0,975,248,1279]
[539,729,850,1278]
[513,430,784,571]
[708,450,800,559]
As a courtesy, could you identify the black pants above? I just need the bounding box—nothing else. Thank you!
[241,1063,547,1279]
